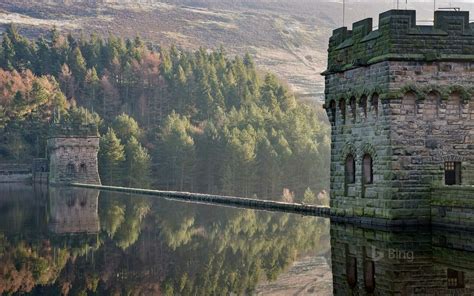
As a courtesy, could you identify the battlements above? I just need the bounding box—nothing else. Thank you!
[48,122,99,138]
[325,10,474,74]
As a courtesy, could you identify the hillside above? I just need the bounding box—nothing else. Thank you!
[0,0,339,99]
[1,1,474,100]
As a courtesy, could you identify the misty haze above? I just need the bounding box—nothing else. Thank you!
[0,0,474,295]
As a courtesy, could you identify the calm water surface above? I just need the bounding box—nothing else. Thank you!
[1,185,473,295]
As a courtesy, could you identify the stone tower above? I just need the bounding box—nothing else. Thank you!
[48,123,101,185]
[323,10,474,226]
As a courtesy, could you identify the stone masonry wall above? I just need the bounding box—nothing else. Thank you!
[387,60,474,221]
[325,59,473,224]
[48,137,101,185]
[325,61,395,222]
[431,186,474,229]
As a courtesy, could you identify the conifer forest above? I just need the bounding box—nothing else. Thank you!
[0,25,330,203]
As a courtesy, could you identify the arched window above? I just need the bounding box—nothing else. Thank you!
[423,91,440,120]
[350,97,357,123]
[402,92,416,116]
[447,92,461,120]
[371,94,379,119]
[345,154,356,184]
[79,163,87,174]
[346,256,358,289]
[364,260,375,293]
[360,96,368,120]
[362,154,373,185]
[329,100,337,126]
[66,163,76,177]
[339,99,346,125]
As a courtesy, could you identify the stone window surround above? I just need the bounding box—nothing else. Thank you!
[330,92,381,126]
[342,144,377,198]
[362,154,374,185]
[400,90,469,120]
[326,83,472,126]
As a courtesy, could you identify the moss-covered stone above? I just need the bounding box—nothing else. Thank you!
[324,9,474,227]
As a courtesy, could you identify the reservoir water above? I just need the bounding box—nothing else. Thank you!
[1,184,473,295]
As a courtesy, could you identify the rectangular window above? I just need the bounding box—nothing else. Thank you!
[447,268,465,289]
[445,162,461,185]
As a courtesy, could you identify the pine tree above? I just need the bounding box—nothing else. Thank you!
[85,67,100,109]
[1,34,15,70]
[111,113,142,141]
[159,112,196,190]
[99,128,125,185]
[35,36,52,74]
[124,136,151,187]
[69,47,87,81]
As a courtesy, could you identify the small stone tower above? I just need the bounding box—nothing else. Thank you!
[323,10,474,225]
[48,123,101,185]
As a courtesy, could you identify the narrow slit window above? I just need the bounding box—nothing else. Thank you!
[346,256,357,289]
[339,100,346,125]
[363,154,373,185]
[371,94,379,119]
[447,268,465,289]
[329,100,336,126]
[364,260,375,293]
[79,163,87,174]
[345,154,356,184]
[445,162,461,185]
[360,96,368,120]
[350,97,357,123]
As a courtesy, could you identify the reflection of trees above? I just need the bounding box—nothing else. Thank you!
[0,236,70,294]
[0,191,330,295]
[99,191,151,250]
[154,201,330,295]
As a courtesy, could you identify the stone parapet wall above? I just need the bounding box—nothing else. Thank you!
[326,10,474,74]
[48,123,99,138]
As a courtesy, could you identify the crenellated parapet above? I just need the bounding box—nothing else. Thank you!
[325,10,474,74]
[48,122,99,138]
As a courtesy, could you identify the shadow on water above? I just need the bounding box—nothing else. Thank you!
[0,185,473,295]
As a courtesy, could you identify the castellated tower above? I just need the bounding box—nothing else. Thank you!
[47,123,101,185]
[323,10,474,226]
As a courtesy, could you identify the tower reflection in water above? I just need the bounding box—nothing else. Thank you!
[330,223,474,295]
[48,187,100,234]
